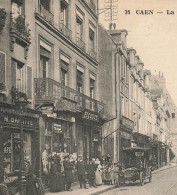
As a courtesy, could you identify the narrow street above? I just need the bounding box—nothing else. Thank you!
[100,166,177,195]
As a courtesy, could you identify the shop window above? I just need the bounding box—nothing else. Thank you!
[60,0,69,26]
[76,67,84,93]
[3,132,31,174]
[11,59,25,93]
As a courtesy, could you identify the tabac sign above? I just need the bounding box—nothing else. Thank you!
[82,110,99,122]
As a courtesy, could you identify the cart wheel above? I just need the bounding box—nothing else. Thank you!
[140,172,144,186]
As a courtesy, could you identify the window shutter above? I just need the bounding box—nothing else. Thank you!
[0,52,5,85]
[27,66,32,99]
[11,60,16,88]
[40,47,50,58]
[61,60,68,71]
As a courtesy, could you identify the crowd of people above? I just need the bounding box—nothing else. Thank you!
[45,154,121,193]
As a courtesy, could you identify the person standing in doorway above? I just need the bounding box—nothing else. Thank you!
[63,155,73,191]
[75,156,88,189]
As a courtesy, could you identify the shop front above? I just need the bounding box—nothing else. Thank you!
[0,103,40,193]
[120,129,133,165]
[120,115,134,165]
[40,110,76,187]
[133,132,151,148]
[76,109,102,163]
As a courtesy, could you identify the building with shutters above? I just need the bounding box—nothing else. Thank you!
[98,25,175,168]
[0,0,105,188]
[0,0,40,188]
[33,0,104,169]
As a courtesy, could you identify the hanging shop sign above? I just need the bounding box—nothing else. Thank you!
[82,110,99,122]
[120,131,132,140]
[53,123,62,133]
[41,106,54,115]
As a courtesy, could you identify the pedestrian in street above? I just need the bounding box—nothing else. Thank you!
[86,158,98,188]
[75,156,88,189]
[63,155,74,191]
[50,155,64,192]
[25,156,38,195]
[95,158,102,186]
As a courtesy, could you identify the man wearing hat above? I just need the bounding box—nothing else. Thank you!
[75,156,88,189]
[86,158,97,188]
[63,155,73,191]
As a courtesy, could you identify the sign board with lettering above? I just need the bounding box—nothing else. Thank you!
[82,110,99,122]
[120,131,132,140]
[53,123,62,133]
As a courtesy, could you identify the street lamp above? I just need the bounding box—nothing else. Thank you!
[15,96,30,195]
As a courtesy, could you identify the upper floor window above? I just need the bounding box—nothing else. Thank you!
[76,10,84,40]
[60,0,69,26]
[89,74,95,98]
[41,0,50,11]
[12,0,23,19]
[11,59,25,93]
[60,54,69,86]
[76,65,84,93]
[89,24,95,51]
[39,40,52,79]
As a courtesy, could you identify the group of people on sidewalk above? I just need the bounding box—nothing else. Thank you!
[48,154,120,193]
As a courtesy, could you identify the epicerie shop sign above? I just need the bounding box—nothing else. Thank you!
[82,110,99,122]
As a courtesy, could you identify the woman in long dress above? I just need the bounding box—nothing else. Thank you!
[95,159,102,186]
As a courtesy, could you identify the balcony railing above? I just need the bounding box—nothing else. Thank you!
[34,78,104,114]
[39,4,54,25]
[76,37,85,51]
[60,23,72,40]
[121,115,134,130]
[10,13,31,42]
[89,49,97,60]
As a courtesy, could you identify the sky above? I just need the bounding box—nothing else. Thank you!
[98,0,177,106]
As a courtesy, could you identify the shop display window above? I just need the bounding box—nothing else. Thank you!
[3,131,31,174]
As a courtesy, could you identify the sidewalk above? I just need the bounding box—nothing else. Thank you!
[46,184,116,195]
[152,163,177,174]
[46,163,177,195]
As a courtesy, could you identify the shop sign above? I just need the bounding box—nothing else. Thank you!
[41,106,53,115]
[3,114,34,126]
[121,131,132,139]
[82,110,99,122]
[53,123,62,133]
